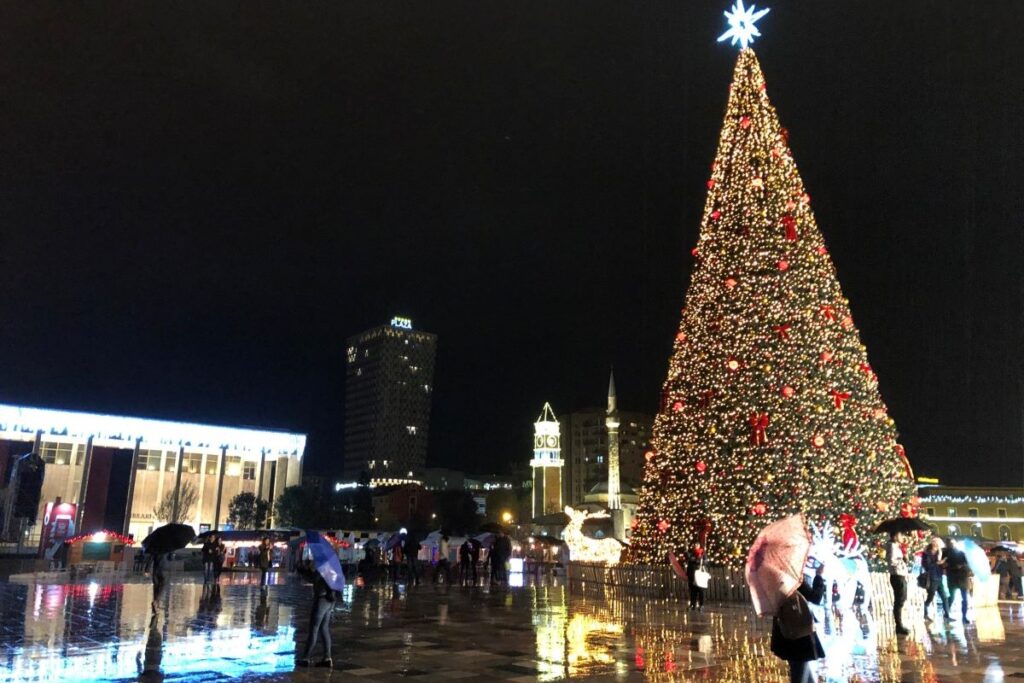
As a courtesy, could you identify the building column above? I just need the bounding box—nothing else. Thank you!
[74,436,95,532]
[256,448,267,500]
[122,437,143,537]
[213,447,227,530]
[170,446,185,523]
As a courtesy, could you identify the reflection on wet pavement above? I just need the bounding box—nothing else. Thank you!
[0,574,1021,681]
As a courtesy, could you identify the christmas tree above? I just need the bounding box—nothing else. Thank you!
[629,48,917,567]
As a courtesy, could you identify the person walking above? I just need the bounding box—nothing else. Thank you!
[434,535,451,584]
[1007,552,1023,599]
[493,531,513,586]
[201,534,218,583]
[458,540,473,586]
[469,539,481,586]
[403,534,421,586]
[946,542,973,623]
[686,543,707,612]
[771,564,826,683]
[296,558,335,669]
[886,531,910,635]
[921,537,951,622]
[258,537,273,589]
[149,551,167,608]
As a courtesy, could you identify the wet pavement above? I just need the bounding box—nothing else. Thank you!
[0,572,1021,682]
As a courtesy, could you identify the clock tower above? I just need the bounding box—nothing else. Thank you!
[530,403,563,519]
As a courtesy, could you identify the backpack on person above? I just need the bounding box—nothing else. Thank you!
[777,589,814,640]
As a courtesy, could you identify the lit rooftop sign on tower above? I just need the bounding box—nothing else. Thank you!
[390,316,413,330]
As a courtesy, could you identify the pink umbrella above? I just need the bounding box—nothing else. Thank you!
[745,514,811,617]
[668,550,686,580]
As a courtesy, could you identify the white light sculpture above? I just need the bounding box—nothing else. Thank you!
[563,506,622,565]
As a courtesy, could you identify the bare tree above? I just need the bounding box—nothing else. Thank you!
[152,480,200,524]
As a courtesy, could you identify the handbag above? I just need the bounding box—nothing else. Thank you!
[777,590,814,640]
[916,573,929,590]
[694,568,711,589]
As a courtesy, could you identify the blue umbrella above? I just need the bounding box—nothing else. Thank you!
[384,531,406,551]
[952,538,992,581]
[305,531,345,592]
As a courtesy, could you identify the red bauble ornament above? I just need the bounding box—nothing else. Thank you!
[725,277,737,289]
[751,502,768,516]
[820,305,837,321]
[691,247,699,257]
[838,513,858,550]
[657,519,671,533]
[816,246,828,255]
[778,260,789,271]
[644,450,656,463]
[773,323,791,340]
[781,385,795,398]
[676,332,687,342]
[707,179,716,189]
[811,434,826,448]
[780,128,790,142]
[672,401,684,412]
[695,460,707,473]
[820,350,834,363]
[710,210,721,221]
[739,115,751,129]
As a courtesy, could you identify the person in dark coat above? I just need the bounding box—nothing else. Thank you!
[201,534,219,583]
[458,540,473,586]
[921,537,950,621]
[258,537,272,588]
[685,544,707,611]
[403,534,421,586]
[1007,553,1023,599]
[296,559,335,668]
[149,551,167,607]
[945,542,972,623]
[493,531,513,585]
[771,564,826,683]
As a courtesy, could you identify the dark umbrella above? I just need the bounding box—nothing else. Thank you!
[142,524,196,554]
[479,522,506,534]
[530,535,565,546]
[872,517,931,535]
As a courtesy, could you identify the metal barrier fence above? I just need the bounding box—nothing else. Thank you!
[567,562,999,609]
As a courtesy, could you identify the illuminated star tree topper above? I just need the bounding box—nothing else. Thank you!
[717,0,770,49]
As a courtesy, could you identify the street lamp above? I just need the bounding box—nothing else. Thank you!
[501,511,513,524]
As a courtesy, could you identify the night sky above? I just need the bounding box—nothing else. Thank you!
[0,2,1021,487]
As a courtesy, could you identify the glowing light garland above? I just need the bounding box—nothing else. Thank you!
[628,49,916,569]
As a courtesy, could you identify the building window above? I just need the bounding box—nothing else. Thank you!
[968,508,978,518]
[184,453,203,474]
[926,507,935,517]
[971,523,983,538]
[40,442,74,466]
[947,508,956,517]
[137,449,163,471]
[225,456,242,477]
[999,525,1011,541]
[75,444,87,465]
[205,455,218,475]
[164,452,178,472]
[406,425,418,435]
[947,524,960,536]
[998,509,1007,518]
[242,462,256,481]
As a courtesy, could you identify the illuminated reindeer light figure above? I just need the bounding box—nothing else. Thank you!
[563,506,623,565]
[807,520,872,612]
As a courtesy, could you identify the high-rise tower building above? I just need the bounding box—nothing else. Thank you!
[531,403,563,519]
[344,317,437,485]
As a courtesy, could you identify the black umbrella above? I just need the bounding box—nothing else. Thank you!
[530,535,565,546]
[142,523,196,554]
[872,517,931,535]
[478,522,506,534]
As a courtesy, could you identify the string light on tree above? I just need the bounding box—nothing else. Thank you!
[628,14,916,568]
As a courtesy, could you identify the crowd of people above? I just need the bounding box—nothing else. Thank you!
[359,529,517,588]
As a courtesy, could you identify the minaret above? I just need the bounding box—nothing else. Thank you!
[606,369,621,510]
[531,403,563,519]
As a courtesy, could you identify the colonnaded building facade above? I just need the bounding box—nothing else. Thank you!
[0,404,306,543]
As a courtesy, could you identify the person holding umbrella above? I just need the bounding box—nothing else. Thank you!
[141,523,196,607]
[921,537,951,622]
[946,540,973,623]
[886,531,911,635]
[258,536,273,589]
[296,531,345,669]
[744,514,825,683]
